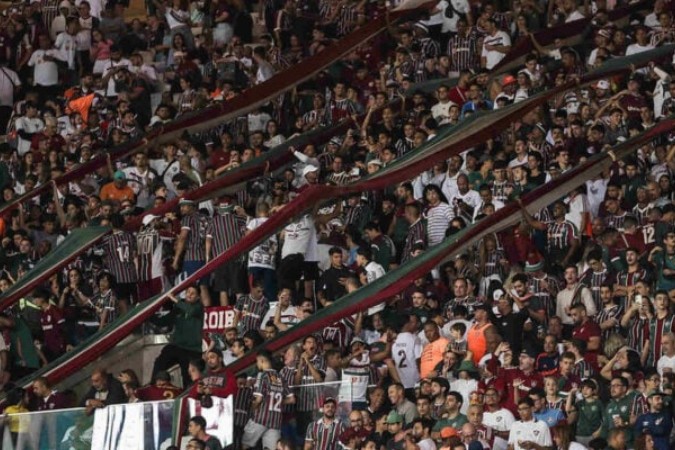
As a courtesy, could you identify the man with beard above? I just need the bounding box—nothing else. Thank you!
[295,335,326,435]
[555,265,596,337]
[242,351,295,450]
[304,397,344,450]
[410,418,436,450]
[189,349,237,401]
[521,200,580,274]
[634,391,673,450]
[482,386,515,450]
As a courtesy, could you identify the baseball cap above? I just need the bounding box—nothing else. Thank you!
[440,427,458,438]
[350,336,368,347]
[502,75,517,86]
[142,214,159,226]
[302,165,319,177]
[595,80,610,90]
[113,170,126,181]
[178,198,196,206]
[323,397,337,406]
[385,411,403,424]
[492,289,505,301]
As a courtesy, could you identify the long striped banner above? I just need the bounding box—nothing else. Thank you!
[3,47,671,403]
[0,226,109,311]
[0,0,435,219]
[2,76,578,396]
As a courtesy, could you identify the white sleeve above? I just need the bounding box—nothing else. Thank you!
[502,32,512,47]
[413,336,423,359]
[540,423,553,446]
[27,51,38,67]
[507,426,516,445]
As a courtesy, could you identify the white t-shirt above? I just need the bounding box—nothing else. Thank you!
[565,10,585,22]
[431,100,457,124]
[439,0,471,33]
[15,116,44,157]
[483,408,516,450]
[54,32,77,69]
[657,354,675,376]
[259,302,298,330]
[101,57,132,96]
[450,378,478,414]
[123,166,156,207]
[0,67,20,107]
[282,215,318,261]
[482,31,511,69]
[392,332,423,389]
[149,158,181,194]
[508,419,552,450]
[365,261,386,283]
[247,217,277,270]
[27,49,61,86]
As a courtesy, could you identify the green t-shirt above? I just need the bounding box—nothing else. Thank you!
[10,317,40,369]
[602,395,634,443]
[432,413,468,432]
[575,398,603,437]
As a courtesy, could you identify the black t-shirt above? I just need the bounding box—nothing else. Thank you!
[317,265,352,302]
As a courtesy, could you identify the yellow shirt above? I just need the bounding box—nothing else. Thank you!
[420,337,449,379]
[4,404,29,433]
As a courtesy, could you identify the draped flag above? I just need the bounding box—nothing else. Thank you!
[0,1,434,219]
[186,396,233,447]
[0,226,109,312]
[2,45,673,409]
[91,401,174,450]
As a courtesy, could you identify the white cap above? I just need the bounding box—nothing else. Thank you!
[142,214,159,226]
[302,165,319,177]
[595,80,610,90]
[492,289,505,301]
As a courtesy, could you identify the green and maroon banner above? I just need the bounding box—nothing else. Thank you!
[3,46,672,404]
[0,1,434,219]
[0,227,109,312]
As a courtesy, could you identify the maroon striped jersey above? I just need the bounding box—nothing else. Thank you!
[234,294,269,334]
[103,231,138,284]
[305,417,345,450]
[234,385,253,427]
[136,227,163,281]
[250,369,293,430]
[279,365,297,414]
[297,354,326,412]
[180,212,210,262]
[206,213,246,255]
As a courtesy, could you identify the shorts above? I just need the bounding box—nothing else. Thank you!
[182,260,208,285]
[213,260,247,293]
[241,419,280,450]
[116,282,138,303]
[302,261,319,281]
[137,278,164,301]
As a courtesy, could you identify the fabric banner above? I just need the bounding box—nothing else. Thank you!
[493,0,651,72]
[202,306,235,348]
[186,396,233,447]
[91,401,174,450]
[0,2,433,219]
[3,48,671,405]
[0,226,109,312]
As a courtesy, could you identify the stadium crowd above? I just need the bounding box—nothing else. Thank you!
[0,0,675,449]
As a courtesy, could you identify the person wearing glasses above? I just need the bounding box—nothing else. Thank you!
[507,397,552,450]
